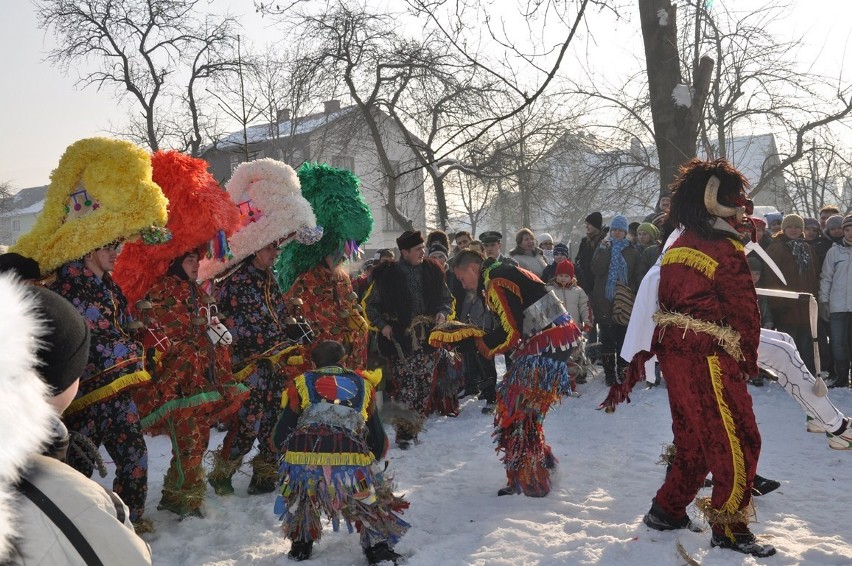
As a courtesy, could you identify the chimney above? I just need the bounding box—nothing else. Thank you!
[323,100,341,114]
[276,108,291,122]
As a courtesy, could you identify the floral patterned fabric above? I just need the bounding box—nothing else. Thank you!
[284,264,368,369]
[50,260,149,414]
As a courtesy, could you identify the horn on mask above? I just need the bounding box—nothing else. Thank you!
[703,175,739,218]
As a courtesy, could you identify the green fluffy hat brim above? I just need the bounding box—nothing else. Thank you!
[275,163,373,293]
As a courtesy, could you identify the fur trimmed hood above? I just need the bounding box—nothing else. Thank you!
[199,159,320,281]
[0,274,56,561]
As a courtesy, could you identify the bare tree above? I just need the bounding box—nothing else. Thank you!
[785,134,852,216]
[35,0,241,154]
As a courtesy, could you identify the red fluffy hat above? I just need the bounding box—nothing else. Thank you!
[113,151,240,303]
[555,259,575,277]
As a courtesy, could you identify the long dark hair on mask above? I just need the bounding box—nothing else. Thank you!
[667,158,750,240]
[167,252,193,280]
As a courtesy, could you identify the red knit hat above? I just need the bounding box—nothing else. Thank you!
[113,151,240,303]
[555,259,575,277]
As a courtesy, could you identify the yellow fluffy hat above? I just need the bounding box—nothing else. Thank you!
[10,138,169,274]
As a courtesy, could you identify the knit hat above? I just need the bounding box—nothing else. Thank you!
[637,222,659,241]
[610,215,629,232]
[30,285,91,395]
[826,214,844,231]
[198,158,321,281]
[804,217,820,230]
[428,243,448,260]
[553,243,570,258]
[114,151,242,303]
[9,138,170,274]
[843,215,852,230]
[764,212,783,228]
[538,232,554,245]
[555,259,575,278]
[397,230,424,250]
[781,213,804,231]
[585,212,603,230]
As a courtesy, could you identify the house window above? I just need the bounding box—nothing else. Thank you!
[331,155,355,172]
[11,219,20,232]
[385,208,403,232]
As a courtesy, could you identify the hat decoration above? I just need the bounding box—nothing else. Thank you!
[198,158,321,281]
[10,138,170,273]
[113,150,241,304]
[275,162,373,293]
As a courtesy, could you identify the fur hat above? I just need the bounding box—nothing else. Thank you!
[114,151,242,302]
[397,230,424,250]
[0,274,78,561]
[10,138,169,274]
[275,163,373,293]
[585,212,603,230]
[610,215,629,232]
[781,213,804,231]
[826,214,844,231]
[555,259,575,278]
[198,158,321,281]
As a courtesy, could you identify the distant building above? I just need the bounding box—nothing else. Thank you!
[0,185,47,246]
[201,100,427,253]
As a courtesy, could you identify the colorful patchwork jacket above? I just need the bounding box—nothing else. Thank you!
[49,260,150,415]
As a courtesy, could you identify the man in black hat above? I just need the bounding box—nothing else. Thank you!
[575,213,607,355]
[479,231,517,266]
[364,230,453,449]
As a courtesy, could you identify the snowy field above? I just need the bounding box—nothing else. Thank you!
[100,369,852,565]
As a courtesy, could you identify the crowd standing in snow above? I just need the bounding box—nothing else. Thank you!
[2,137,852,564]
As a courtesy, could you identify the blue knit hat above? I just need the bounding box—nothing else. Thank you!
[610,215,629,232]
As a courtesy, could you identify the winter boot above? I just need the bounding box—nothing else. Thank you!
[248,456,279,495]
[751,474,780,496]
[364,541,402,565]
[602,353,618,387]
[208,454,242,496]
[830,360,850,388]
[288,540,313,561]
[710,532,776,557]
[643,499,702,532]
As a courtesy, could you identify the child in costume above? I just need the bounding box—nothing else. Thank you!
[202,158,321,496]
[274,341,409,564]
[113,150,249,519]
[546,259,591,393]
[276,163,373,370]
[445,251,581,497]
[12,137,170,528]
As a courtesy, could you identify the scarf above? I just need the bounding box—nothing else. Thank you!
[785,237,811,274]
[605,237,630,301]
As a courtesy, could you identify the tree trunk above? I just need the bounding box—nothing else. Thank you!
[638,0,713,196]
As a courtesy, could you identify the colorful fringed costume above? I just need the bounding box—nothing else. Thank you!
[364,257,454,445]
[648,229,762,540]
[276,163,373,369]
[113,150,247,518]
[198,158,320,496]
[477,262,581,497]
[15,137,170,526]
[273,366,409,551]
[49,261,150,522]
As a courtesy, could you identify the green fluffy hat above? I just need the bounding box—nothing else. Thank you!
[275,162,373,293]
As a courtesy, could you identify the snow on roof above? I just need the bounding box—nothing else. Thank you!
[207,107,358,151]
[700,133,778,186]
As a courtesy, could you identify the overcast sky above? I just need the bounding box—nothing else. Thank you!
[1,1,850,190]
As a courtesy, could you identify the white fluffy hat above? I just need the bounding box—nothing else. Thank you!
[198,159,321,280]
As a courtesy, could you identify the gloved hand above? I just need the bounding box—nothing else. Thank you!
[819,302,830,322]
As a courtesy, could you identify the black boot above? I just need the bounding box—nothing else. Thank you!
[830,360,850,388]
[751,474,780,496]
[364,541,402,565]
[710,532,776,557]
[602,353,617,387]
[288,540,313,561]
[642,499,702,533]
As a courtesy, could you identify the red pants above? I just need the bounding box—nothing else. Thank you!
[655,353,760,538]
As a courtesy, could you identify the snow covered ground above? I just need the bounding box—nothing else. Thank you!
[101,369,852,565]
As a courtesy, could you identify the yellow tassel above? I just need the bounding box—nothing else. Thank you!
[707,355,747,515]
[65,370,151,415]
[284,451,374,467]
[295,375,312,411]
[662,247,719,279]
[359,368,383,387]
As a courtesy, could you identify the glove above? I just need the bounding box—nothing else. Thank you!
[819,302,830,322]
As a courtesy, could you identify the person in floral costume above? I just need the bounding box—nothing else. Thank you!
[10,137,171,530]
[114,150,247,519]
[201,158,321,496]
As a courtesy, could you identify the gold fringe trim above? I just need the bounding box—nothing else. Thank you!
[283,451,374,467]
[653,311,744,361]
[730,239,745,252]
[485,286,520,355]
[296,375,312,412]
[662,247,718,279]
[64,370,151,415]
[428,326,485,347]
[707,355,748,517]
[359,368,382,387]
